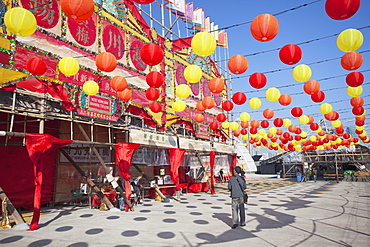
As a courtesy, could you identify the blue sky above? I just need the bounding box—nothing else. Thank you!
[139,0,369,133]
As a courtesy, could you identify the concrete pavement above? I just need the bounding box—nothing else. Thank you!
[0,180,369,247]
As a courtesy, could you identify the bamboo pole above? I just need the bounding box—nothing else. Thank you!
[76,123,134,211]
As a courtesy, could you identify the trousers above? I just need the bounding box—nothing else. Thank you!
[231,197,245,225]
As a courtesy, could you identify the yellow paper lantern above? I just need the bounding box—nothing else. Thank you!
[314,126,322,133]
[347,86,363,97]
[298,115,309,125]
[172,100,186,112]
[265,87,281,102]
[251,134,257,138]
[320,103,333,114]
[83,81,99,95]
[258,129,266,136]
[230,122,239,130]
[292,64,312,82]
[222,121,230,129]
[283,119,291,127]
[332,120,342,128]
[58,57,80,76]
[295,145,302,151]
[269,127,277,134]
[191,32,216,57]
[175,84,191,98]
[359,131,367,137]
[317,146,324,151]
[355,125,364,131]
[184,65,202,83]
[336,29,364,52]
[4,7,37,37]
[241,135,248,141]
[300,131,308,138]
[249,97,262,109]
[309,135,317,142]
[240,112,250,122]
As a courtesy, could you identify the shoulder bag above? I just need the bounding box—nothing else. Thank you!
[236,176,248,204]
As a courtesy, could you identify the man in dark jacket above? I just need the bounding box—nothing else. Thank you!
[228,166,246,229]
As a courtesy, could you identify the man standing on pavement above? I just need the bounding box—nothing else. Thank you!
[228,166,246,229]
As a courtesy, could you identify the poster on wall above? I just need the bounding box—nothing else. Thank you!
[59,144,112,163]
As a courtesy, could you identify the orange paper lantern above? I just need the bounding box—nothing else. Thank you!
[110,76,127,92]
[250,14,279,42]
[341,52,363,71]
[228,55,248,74]
[118,88,131,101]
[96,52,117,72]
[61,0,94,22]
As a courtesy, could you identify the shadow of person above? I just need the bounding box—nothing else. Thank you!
[196,227,256,246]
[38,206,78,229]
[212,212,232,226]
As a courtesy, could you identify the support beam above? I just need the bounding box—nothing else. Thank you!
[0,187,26,226]
[132,164,166,200]
[76,123,134,211]
[59,149,115,209]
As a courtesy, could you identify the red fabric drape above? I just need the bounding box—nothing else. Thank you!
[168,148,186,190]
[210,151,216,194]
[229,153,237,176]
[115,142,140,212]
[25,133,73,230]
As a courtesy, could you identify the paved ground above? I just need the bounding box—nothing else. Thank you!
[1,179,369,247]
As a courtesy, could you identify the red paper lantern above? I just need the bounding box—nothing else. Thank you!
[96,52,117,72]
[228,55,248,74]
[61,0,94,22]
[194,114,205,123]
[26,58,46,76]
[232,92,247,105]
[273,118,283,127]
[311,91,326,103]
[356,121,364,126]
[251,120,260,128]
[222,100,234,111]
[146,87,160,101]
[241,129,248,135]
[202,96,214,109]
[133,0,155,4]
[150,102,162,113]
[210,122,219,130]
[346,72,364,87]
[350,96,364,107]
[303,80,320,95]
[261,120,269,128]
[295,128,302,135]
[263,108,274,119]
[276,129,283,135]
[249,72,267,89]
[341,52,363,71]
[216,113,227,122]
[249,128,257,134]
[352,106,364,116]
[325,0,360,20]
[356,115,366,122]
[291,107,303,117]
[283,132,291,139]
[140,43,164,66]
[110,76,127,92]
[146,71,164,88]
[310,123,319,131]
[240,121,249,129]
[250,14,279,42]
[208,78,225,93]
[325,111,339,121]
[343,133,351,139]
[278,94,292,106]
[196,101,206,112]
[279,44,302,65]
[118,88,131,101]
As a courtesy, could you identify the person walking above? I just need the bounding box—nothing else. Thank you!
[228,166,246,229]
[219,168,224,183]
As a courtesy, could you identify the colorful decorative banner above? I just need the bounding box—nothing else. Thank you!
[102,21,125,59]
[21,0,60,29]
[68,16,97,47]
[129,37,146,71]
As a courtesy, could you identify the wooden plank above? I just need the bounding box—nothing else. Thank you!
[0,187,25,225]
